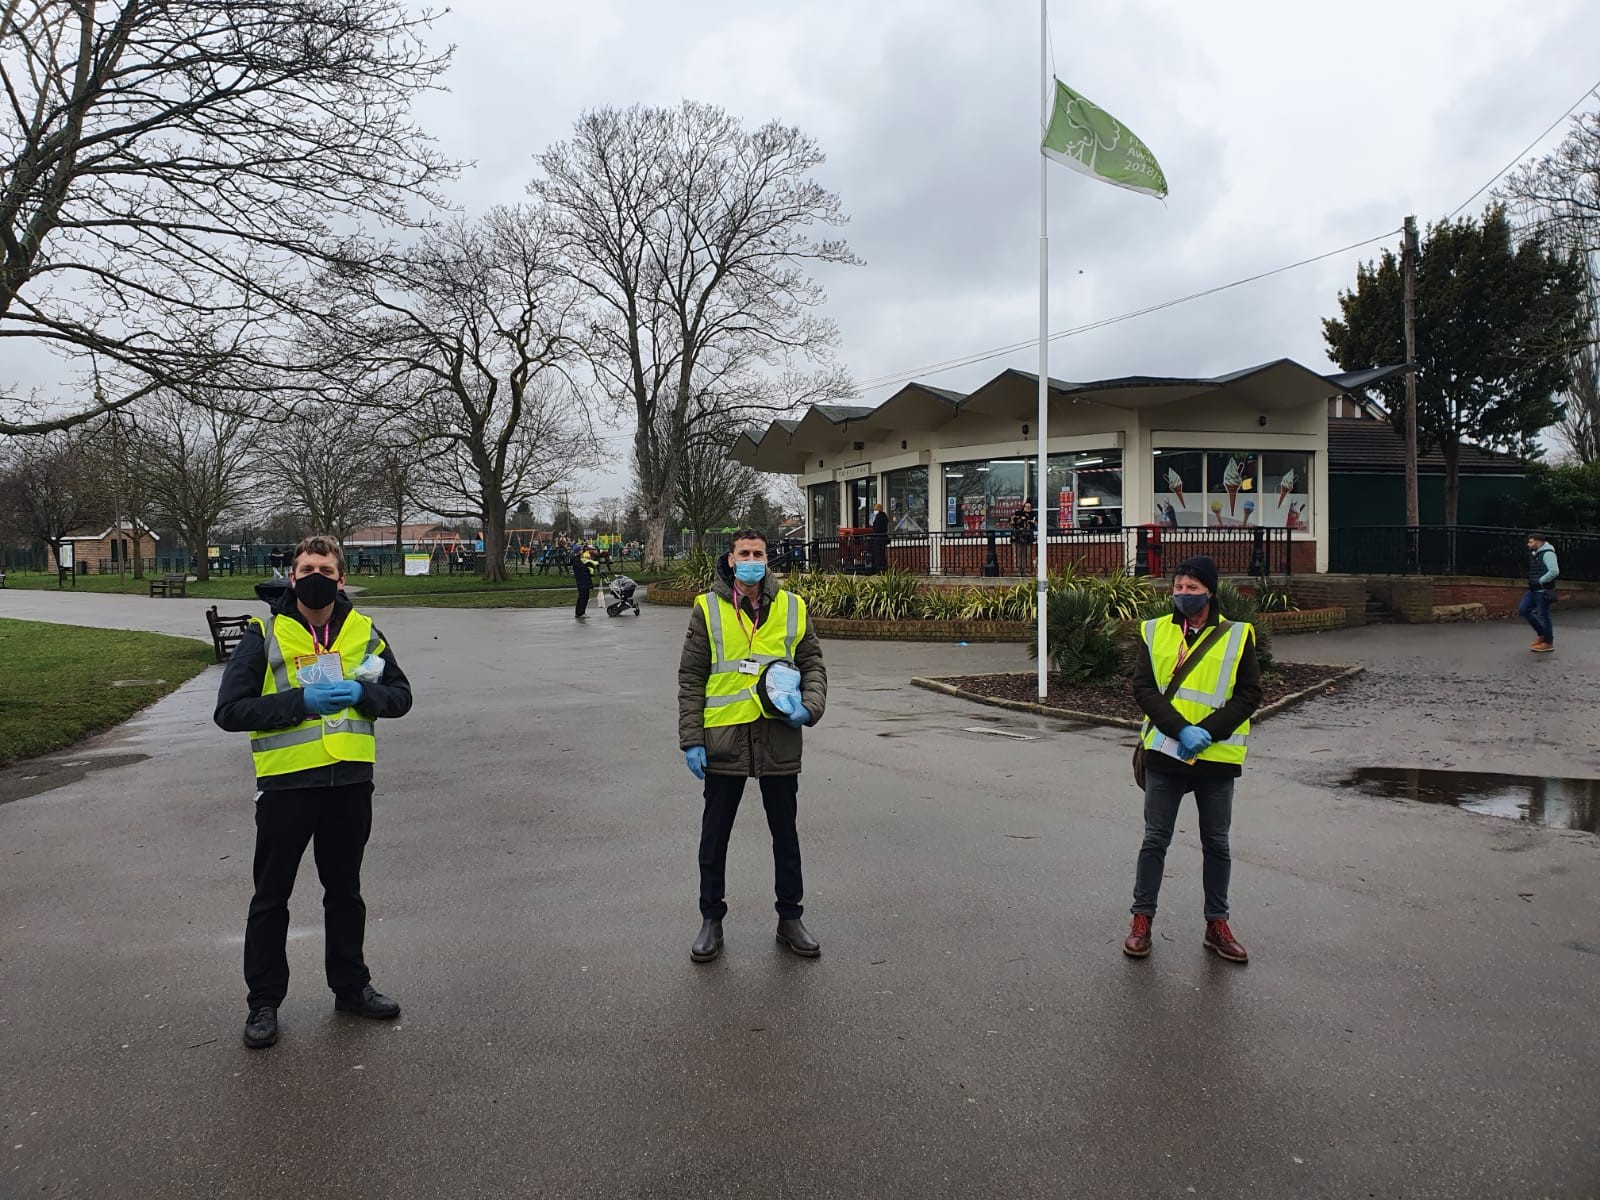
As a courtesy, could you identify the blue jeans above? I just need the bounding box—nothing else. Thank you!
[1131,770,1234,921]
[1517,587,1553,644]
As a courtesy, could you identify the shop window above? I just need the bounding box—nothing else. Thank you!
[885,466,928,533]
[946,451,1123,532]
[808,483,840,536]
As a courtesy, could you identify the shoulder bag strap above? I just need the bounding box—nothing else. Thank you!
[1158,619,1231,701]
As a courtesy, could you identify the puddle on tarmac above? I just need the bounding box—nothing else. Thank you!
[0,753,150,806]
[1341,768,1599,834]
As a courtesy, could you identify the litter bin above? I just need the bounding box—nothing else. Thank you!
[1134,525,1164,577]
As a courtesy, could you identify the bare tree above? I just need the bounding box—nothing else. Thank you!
[0,427,106,569]
[533,101,858,563]
[138,390,263,580]
[368,437,427,561]
[1501,110,1600,462]
[325,208,599,582]
[0,0,454,435]
[267,402,386,542]
[668,424,764,550]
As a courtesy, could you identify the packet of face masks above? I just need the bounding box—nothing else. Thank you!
[350,653,386,684]
[762,661,802,717]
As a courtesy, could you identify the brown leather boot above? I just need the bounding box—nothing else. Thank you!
[1204,919,1248,963]
[1123,914,1152,957]
[1531,641,1554,653]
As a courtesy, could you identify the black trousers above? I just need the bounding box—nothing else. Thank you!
[244,782,374,1007]
[698,773,803,920]
[575,583,591,616]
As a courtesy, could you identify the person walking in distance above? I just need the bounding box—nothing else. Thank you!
[573,545,596,620]
[1520,532,1560,653]
[214,535,414,1048]
[1124,555,1261,964]
[679,529,828,963]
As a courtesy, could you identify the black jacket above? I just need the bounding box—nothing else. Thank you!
[214,582,414,792]
[1131,608,1262,779]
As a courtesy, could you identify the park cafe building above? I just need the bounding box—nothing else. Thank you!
[730,359,1406,576]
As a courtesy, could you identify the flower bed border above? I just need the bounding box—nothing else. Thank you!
[646,586,1345,642]
[909,664,1365,729]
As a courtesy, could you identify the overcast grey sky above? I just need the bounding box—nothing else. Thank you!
[413,0,1594,508]
[18,0,1598,515]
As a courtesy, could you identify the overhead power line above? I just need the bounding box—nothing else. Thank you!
[1449,77,1600,219]
[853,74,1600,398]
[853,228,1400,394]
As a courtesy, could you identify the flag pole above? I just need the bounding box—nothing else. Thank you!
[1035,0,1050,700]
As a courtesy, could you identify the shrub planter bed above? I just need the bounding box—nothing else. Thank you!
[912,663,1363,729]
[649,586,1344,642]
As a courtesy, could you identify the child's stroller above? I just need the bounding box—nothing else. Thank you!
[604,572,641,617]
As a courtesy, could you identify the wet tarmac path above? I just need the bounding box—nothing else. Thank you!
[1,591,1596,1198]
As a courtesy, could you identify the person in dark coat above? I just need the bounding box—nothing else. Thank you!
[214,535,413,1049]
[1124,555,1261,964]
[869,502,890,573]
[573,546,596,619]
[678,530,828,963]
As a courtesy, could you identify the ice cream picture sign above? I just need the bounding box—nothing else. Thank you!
[1154,450,1309,529]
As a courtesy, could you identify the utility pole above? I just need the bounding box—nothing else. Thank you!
[1401,215,1420,531]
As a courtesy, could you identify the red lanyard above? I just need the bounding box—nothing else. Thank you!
[735,596,763,657]
[314,621,333,653]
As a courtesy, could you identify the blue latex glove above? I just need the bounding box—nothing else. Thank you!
[685,746,707,780]
[302,684,343,716]
[325,679,364,709]
[784,704,812,729]
[769,689,798,716]
[1177,725,1213,758]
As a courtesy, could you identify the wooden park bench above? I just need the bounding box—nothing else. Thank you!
[149,572,188,598]
[205,605,252,663]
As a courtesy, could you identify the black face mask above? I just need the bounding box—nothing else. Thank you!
[1172,592,1209,618]
[293,572,339,610]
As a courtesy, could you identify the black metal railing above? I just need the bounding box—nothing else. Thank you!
[795,526,1296,579]
[1331,525,1600,582]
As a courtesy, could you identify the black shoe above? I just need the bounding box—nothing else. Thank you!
[775,918,820,957]
[334,984,401,1019]
[243,1006,279,1049]
[691,919,723,963]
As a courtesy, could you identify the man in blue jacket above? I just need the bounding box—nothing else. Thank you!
[1519,532,1560,653]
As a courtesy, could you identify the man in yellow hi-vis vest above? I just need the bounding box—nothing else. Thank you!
[215,535,413,1049]
[678,529,828,964]
[1125,555,1261,964]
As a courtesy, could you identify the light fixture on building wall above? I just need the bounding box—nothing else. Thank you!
[1258,415,1268,427]
[1022,424,1029,436]
[818,459,825,468]
[901,440,908,450]
[853,441,864,451]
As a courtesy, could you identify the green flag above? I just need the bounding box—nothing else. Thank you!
[1041,79,1168,199]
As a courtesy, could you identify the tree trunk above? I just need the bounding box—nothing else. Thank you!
[1442,441,1461,529]
[190,532,210,582]
[644,506,670,567]
[481,501,509,583]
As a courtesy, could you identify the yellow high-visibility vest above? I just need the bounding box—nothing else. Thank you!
[248,611,384,777]
[695,590,806,728]
[1138,617,1254,767]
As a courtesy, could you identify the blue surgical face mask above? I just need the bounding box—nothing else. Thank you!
[1172,592,1209,617]
[734,561,767,585]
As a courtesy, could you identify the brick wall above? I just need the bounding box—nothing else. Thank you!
[1255,607,1347,635]
[1288,576,1368,626]
[1431,577,1600,617]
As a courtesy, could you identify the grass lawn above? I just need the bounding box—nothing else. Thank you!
[3,568,670,602]
[361,587,647,610]
[0,619,215,765]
